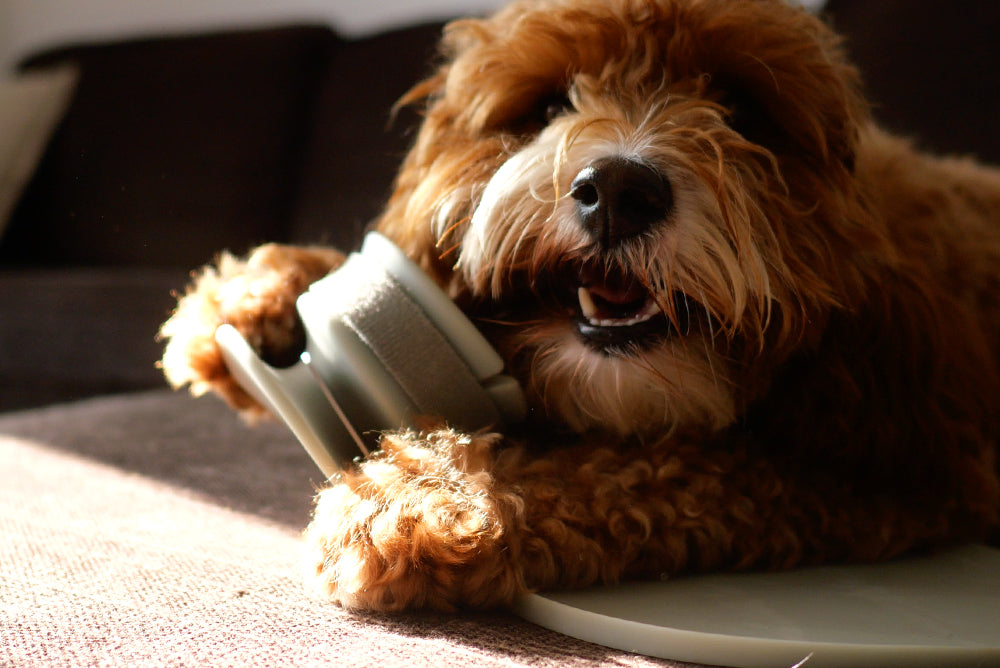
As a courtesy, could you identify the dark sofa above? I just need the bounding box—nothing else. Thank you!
[0,21,443,411]
[1,4,998,666]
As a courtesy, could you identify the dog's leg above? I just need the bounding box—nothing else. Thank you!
[304,430,997,611]
[160,244,344,415]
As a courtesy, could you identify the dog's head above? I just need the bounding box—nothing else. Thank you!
[379,0,877,439]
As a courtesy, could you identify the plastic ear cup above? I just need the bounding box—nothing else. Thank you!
[216,232,526,478]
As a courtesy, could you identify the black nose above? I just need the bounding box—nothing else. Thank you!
[570,157,671,248]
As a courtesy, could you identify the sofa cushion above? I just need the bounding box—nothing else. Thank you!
[0,26,340,267]
[0,267,188,411]
[0,64,78,237]
[288,22,446,251]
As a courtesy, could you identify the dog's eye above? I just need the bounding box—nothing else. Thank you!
[541,93,573,122]
[501,91,573,136]
[721,86,782,150]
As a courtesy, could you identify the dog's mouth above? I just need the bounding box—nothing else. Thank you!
[570,263,690,351]
[475,261,695,354]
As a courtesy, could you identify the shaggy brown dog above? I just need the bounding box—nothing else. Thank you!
[161,0,1000,612]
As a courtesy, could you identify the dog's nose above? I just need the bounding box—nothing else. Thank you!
[570,157,671,247]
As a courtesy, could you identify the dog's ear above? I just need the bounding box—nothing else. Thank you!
[494,89,573,137]
[696,8,866,175]
[711,64,862,175]
[714,78,856,175]
[715,79,785,156]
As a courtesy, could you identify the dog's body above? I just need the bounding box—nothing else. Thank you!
[161,0,1000,611]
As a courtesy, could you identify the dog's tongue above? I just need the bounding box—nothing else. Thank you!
[579,265,647,303]
[585,279,648,305]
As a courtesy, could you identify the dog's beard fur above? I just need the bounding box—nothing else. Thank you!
[380,0,878,441]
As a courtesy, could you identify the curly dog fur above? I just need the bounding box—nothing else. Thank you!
[161,0,1000,612]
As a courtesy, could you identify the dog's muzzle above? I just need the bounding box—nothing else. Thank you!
[566,158,684,351]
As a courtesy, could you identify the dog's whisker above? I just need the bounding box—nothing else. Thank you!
[475,315,550,328]
[437,241,463,260]
[437,215,473,247]
[700,337,720,391]
[689,277,717,345]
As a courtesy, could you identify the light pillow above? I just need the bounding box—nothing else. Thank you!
[0,64,78,239]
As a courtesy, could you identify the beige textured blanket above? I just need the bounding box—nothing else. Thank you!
[0,391,693,667]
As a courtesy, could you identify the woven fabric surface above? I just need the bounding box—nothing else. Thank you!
[0,391,698,667]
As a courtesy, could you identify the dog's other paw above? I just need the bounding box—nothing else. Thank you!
[159,244,344,414]
[303,429,529,611]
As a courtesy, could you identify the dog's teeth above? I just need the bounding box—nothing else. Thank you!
[636,299,663,323]
[578,287,598,320]
[619,299,661,326]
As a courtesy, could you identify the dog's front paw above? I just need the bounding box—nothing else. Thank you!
[160,244,343,414]
[303,429,528,611]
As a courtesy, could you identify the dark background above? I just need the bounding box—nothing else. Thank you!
[1,1,997,411]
